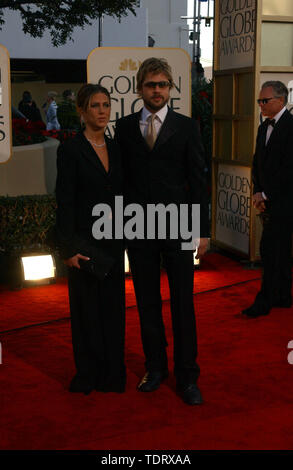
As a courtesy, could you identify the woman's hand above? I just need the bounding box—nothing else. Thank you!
[64,253,90,268]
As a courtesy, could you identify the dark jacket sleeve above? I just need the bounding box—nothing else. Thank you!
[55,141,79,259]
[252,126,263,195]
[185,119,210,238]
[263,131,293,203]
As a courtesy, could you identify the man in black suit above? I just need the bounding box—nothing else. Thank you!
[242,81,293,318]
[115,58,209,405]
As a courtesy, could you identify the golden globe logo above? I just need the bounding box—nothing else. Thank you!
[119,58,141,71]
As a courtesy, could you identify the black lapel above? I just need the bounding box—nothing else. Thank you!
[131,110,150,151]
[266,109,290,149]
[153,107,177,149]
[104,136,115,175]
[77,132,110,176]
[257,122,268,150]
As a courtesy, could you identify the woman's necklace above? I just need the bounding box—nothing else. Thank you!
[86,137,106,148]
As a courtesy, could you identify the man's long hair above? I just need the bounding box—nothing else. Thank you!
[136,57,174,94]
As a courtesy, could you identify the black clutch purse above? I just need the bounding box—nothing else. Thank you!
[77,242,116,281]
[47,226,117,281]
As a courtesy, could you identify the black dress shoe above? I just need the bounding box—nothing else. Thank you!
[137,370,168,392]
[177,383,203,405]
[242,303,270,318]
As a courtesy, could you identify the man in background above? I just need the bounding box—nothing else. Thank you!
[57,89,80,130]
[18,91,43,122]
[243,81,293,318]
[44,91,60,131]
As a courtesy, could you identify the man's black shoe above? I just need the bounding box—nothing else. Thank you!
[177,383,203,405]
[137,370,168,392]
[242,303,270,318]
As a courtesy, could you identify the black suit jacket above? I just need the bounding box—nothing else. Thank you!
[55,132,124,263]
[252,109,293,217]
[115,107,209,237]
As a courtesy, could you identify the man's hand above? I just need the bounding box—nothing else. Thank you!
[252,192,266,212]
[195,238,209,259]
[64,253,90,268]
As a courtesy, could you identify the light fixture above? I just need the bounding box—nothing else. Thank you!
[20,253,56,285]
[125,250,130,275]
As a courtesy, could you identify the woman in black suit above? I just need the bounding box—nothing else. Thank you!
[55,84,125,395]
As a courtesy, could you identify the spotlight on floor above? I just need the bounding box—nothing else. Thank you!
[20,253,56,285]
[125,250,130,275]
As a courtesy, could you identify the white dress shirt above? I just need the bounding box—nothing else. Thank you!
[140,104,168,139]
[265,106,286,145]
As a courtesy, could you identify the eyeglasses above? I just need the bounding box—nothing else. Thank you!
[143,81,170,89]
[257,97,276,105]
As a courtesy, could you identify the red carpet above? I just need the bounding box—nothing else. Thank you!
[1,252,293,450]
[0,253,260,332]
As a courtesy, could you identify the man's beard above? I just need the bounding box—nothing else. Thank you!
[144,95,169,112]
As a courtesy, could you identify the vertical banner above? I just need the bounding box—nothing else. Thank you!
[216,164,251,254]
[0,44,11,163]
[219,0,256,70]
[87,47,191,137]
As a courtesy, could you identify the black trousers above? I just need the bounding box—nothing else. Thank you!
[67,256,126,391]
[127,239,200,385]
[257,215,293,307]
